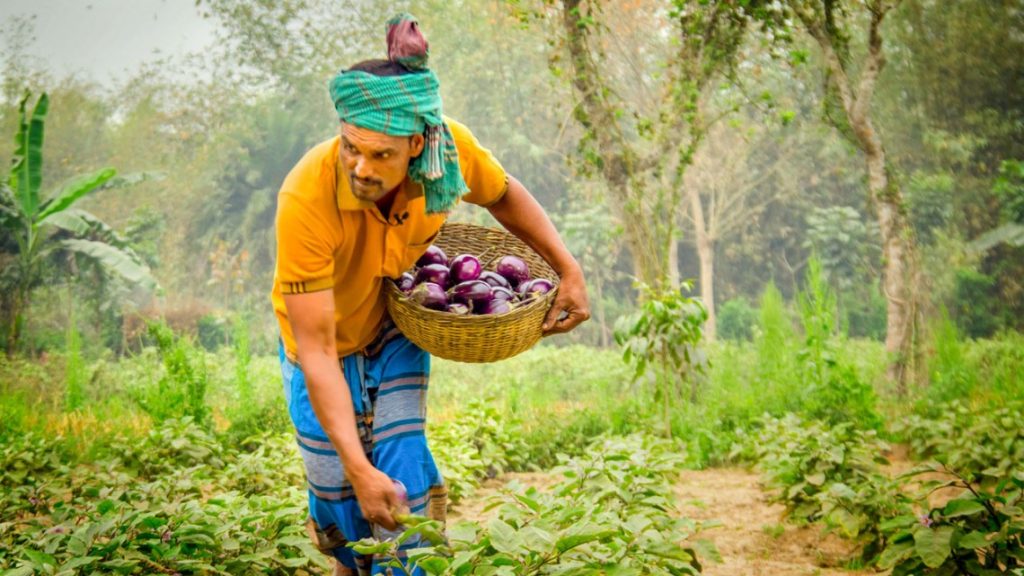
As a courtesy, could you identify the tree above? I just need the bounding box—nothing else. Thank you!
[0,93,155,354]
[780,0,919,389]
[520,0,785,293]
[681,116,803,340]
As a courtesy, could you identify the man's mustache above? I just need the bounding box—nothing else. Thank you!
[352,175,383,187]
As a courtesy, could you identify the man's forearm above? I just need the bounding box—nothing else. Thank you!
[487,176,582,279]
[297,352,373,480]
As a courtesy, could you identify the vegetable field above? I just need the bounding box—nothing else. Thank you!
[3,0,1023,574]
[2,319,1022,574]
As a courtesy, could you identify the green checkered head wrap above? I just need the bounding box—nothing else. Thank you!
[329,13,467,214]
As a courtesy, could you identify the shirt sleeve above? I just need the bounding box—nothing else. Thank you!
[275,190,336,295]
[447,118,509,207]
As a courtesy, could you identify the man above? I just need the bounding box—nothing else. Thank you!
[271,14,589,575]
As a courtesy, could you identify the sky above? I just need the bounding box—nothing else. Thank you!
[0,0,217,83]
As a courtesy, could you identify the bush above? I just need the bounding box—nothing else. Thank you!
[357,435,715,575]
[879,463,1023,574]
[951,268,1003,338]
[718,298,757,341]
[129,322,210,425]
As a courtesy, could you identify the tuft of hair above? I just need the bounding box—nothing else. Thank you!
[346,59,414,77]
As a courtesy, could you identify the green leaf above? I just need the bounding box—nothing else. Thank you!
[448,521,478,543]
[23,549,57,567]
[97,499,116,515]
[60,238,157,290]
[957,531,990,550]
[877,540,915,569]
[35,168,116,223]
[914,526,954,568]
[414,556,449,574]
[805,472,826,486]
[555,529,616,553]
[10,93,48,219]
[943,498,987,518]
[486,518,521,555]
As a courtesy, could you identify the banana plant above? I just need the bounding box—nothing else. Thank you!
[0,92,156,355]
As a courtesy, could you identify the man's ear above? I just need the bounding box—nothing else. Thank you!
[409,133,425,158]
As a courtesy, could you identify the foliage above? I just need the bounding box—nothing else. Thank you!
[926,311,977,403]
[804,206,879,294]
[63,302,86,412]
[717,298,758,342]
[736,414,911,565]
[129,321,211,426]
[878,463,1024,574]
[0,421,326,575]
[796,258,881,429]
[951,268,1005,338]
[0,92,155,355]
[616,281,709,423]
[428,399,532,503]
[895,401,1024,487]
[354,435,715,575]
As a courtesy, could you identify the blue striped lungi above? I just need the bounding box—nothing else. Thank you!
[279,325,446,575]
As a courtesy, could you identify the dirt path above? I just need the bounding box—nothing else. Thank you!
[450,468,876,576]
[674,468,873,576]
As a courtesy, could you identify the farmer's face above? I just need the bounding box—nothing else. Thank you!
[340,123,424,202]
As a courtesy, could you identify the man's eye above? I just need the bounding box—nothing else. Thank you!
[345,144,358,153]
[377,152,391,160]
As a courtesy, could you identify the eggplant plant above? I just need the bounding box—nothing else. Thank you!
[615,281,708,436]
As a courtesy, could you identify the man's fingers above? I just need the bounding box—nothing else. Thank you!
[542,304,565,332]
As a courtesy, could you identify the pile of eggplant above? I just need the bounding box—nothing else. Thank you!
[397,245,554,315]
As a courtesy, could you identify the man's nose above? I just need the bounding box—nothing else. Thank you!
[353,157,374,180]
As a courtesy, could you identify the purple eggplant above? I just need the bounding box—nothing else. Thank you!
[519,278,555,300]
[495,255,530,288]
[415,263,450,289]
[449,254,482,283]
[478,270,511,289]
[448,302,471,315]
[491,286,516,302]
[448,280,491,305]
[397,272,415,294]
[416,245,448,268]
[476,298,512,315]
[410,282,448,311]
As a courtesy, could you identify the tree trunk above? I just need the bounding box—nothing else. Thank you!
[687,186,716,340]
[871,159,915,389]
[804,2,917,393]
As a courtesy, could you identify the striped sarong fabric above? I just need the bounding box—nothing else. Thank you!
[279,325,445,575]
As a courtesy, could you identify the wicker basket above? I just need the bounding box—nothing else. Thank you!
[385,222,558,363]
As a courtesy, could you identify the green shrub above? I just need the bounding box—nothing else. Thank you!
[842,288,887,341]
[357,435,715,575]
[951,268,1003,338]
[718,298,757,341]
[796,259,881,429]
[737,414,911,565]
[895,401,1024,485]
[925,311,977,404]
[879,463,1023,574]
[130,321,210,425]
[196,312,231,351]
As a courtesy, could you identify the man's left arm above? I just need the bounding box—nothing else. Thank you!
[486,176,590,334]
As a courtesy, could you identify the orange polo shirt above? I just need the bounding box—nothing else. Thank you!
[272,118,508,359]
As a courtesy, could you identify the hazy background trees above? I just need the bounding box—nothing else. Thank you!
[0,0,1020,385]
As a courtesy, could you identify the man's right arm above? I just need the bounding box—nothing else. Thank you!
[283,290,400,529]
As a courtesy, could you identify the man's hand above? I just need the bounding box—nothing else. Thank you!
[350,466,401,530]
[543,269,591,335]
